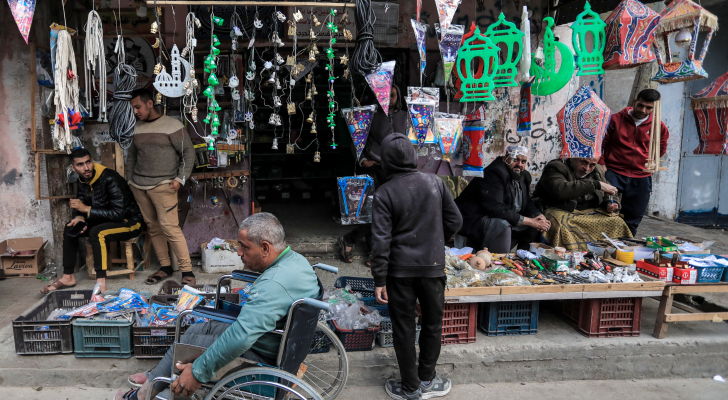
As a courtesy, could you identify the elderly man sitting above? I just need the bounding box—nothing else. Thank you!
[116,213,320,400]
[533,157,633,251]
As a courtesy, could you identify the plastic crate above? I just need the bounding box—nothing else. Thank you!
[360,297,381,308]
[478,301,539,336]
[331,319,379,351]
[440,303,477,345]
[334,276,375,295]
[558,300,581,324]
[72,317,133,358]
[576,297,642,338]
[309,321,335,354]
[157,280,232,296]
[377,318,421,348]
[13,290,93,355]
[679,253,727,283]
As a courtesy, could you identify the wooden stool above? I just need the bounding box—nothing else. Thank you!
[86,232,152,280]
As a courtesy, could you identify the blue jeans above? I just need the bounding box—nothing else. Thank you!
[605,170,652,236]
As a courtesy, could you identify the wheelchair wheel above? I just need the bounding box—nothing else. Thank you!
[300,321,349,399]
[204,366,323,400]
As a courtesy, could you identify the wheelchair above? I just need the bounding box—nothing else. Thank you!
[146,263,349,400]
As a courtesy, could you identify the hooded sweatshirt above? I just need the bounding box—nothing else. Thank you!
[369,133,463,287]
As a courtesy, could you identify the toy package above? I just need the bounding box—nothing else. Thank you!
[337,175,374,225]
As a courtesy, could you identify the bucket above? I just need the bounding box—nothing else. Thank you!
[616,248,635,264]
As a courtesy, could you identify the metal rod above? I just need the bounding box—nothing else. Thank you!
[155,1,356,6]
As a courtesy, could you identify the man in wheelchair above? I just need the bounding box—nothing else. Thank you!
[117,213,321,400]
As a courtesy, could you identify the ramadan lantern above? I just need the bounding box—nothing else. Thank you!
[530,17,575,96]
[652,0,718,83]
[558,85,612,159]
[602,0,661,70]
[571,1,607,76]
[456,27,500,102]
[690,71,728,154]
[484,13,524,87]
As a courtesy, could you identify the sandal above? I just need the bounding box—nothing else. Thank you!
[365,251,373,267]
[114,388,137,400]
[40,280,75,294]
[337,236,354,263]
[181,275,197,285]
[145,270,171,285]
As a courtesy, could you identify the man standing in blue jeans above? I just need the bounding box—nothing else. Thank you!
[600,89,669,235]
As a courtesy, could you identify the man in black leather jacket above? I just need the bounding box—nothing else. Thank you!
[41,148,145,294]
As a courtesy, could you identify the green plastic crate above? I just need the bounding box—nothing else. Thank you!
[72,317,133,358]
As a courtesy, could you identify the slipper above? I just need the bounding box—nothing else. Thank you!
[181,275,197,286]
[115,388,137,400]
[40,280,75,294]
[145,270,171,285]
[128,371,148,388]
[337,236,354,263]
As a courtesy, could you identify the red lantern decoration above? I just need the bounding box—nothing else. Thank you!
[691,71,728,154]
[602,0,661,70]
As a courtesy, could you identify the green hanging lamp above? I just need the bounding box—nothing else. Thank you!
[210,46,220,56]
[212,34,221,47]
[455,27,500,102]
[571,1,606,76]
[212,115,221,127]
[212,16,224,26]
[203,86,215,98]
[484,13,525,87]
[530,17,575,96]
[208,73,220,86]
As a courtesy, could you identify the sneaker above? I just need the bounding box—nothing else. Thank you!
[128,371,149,387]
[420,376,452,399]
[385,379,423,400]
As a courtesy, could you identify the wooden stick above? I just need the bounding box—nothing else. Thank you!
[155,1,357,6]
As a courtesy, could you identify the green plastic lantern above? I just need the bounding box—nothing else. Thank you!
[485,13,525,87]
[213,16,224,26]
[208,139,215,150]
[210,46,220,56]
[530,17,575,96]
[571,1,606,76]
[455,27,500,102]
[212,34,221,47]
[212,115,221,127]
[208,73,219,86]
[211,99,222,112]
[203,114,212,124]
[203,86,215,98]
[212,127,218,135]
[208,57,217,70]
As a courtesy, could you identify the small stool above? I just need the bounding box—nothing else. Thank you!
[86,232,151,280]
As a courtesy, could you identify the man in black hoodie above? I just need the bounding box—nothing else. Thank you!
[371,133,462,400]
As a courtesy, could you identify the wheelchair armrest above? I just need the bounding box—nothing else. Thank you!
[230,270,261,283]
[312,263,338,274]
[192,304,242,323]
[146,377,172,400]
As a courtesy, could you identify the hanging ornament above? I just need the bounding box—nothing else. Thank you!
[417,0,423,22]
[603,0,661,70]
[340,54,349,65]
[411,19,427,82]
[462,125,487,177]
[212,34,221,47]
[341,105,377,159]
[313,15,321,26]
[453,23,483,101]
[314,151,321,162]
[212,16,224,26]
[558,85,612,159]
[530,17,575,96]
[519,6,532,82]
[571,1,607,76]
[516,78,534,137]
[455,27,500,102]
[151,21,159,34]
[407,99,437,148]
[365,61,396,115]
[484,13,524,87]
[152,38,161,49]
[7,0,36,44]
[434,112,465,162]
[435,0,463,29]
[690,70,728,154]
[207,72,220,86]
[436,24,465,86]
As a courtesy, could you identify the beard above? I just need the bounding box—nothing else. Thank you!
[507,165,524,181]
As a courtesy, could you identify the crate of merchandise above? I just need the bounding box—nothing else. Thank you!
[13,290,93,355]
[478,301,539,337]
[440,303,477,345]
[157,280,233,296]
[149,293,241,307]
[679,254,728,283]
[576,297,642,338]
[334,276,375,295]
[72,316,134,358]
[331,319,379,351]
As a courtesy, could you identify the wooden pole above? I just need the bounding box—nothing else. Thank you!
[154,0,356,6]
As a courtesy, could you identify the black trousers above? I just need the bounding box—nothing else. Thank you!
[63,220,144,278]
[605,170,652,236]
[386,276,446,393]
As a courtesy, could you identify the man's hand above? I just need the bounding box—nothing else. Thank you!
[524,216,550,232]
[170,180,182,192]
[599,181,618,196]
[375,286,388,304]
[361,160,379,168]
[171,363,202,398]
[607,203,619,213]
[66,216,85,227]
[69,199,90,214]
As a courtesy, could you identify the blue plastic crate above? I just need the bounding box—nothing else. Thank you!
[334,277,375,295]
[679,254,727,283]
[477,301,539,336]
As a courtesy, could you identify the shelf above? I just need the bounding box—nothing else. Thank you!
[254,176,333,181]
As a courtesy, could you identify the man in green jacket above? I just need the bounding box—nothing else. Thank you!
[116,213,320,400]
[533,158,632,251]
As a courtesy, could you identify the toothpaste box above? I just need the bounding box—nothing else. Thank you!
[636,260,674,282]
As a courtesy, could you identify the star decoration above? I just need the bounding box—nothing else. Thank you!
[340,54,348,65]
[326,48,335,59]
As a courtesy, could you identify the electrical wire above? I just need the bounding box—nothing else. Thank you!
[350,0,381,76]
[109,64,137,149]
[84,10,106,122]
[53,29,79,153]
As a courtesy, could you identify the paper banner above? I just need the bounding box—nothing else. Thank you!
[516,78,533,137]
[365,61,396,115]
[434,112,465,161]
[341,105,377,159]
[436,24,465,85]
[435,0,462,29]
[462,125,486,176]
[464,104,487,122]
[7,0,36,44]
[411,19,427,78]
[407,100,437,147]
[519,6,531,82]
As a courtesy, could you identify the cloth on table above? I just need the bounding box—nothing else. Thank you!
[542,207,632,252]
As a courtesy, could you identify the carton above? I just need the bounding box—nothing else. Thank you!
[673,267,697,285]
[0,238,47,277]
[540,253,569,272]
[636,260,674,282]
[530,243,555,257]
[200,240,244,274]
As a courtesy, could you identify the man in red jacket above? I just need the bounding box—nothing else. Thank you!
[600,89,669,235]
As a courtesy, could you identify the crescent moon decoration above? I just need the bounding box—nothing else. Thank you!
[154,44,191,98]
[530,17,575,96]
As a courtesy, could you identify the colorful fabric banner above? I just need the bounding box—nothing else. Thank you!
[411,19,427,78]
[436,24,465,86]
[434,112,465,161]
[365,61,395,115]
[558,85,612,159]
[517,79,533,137]
[690,70,728,154]
[341,105,377,159]
[7,0,36,44]
[407,100,437,148]
[462,126,486,176]
[435,0,462,29]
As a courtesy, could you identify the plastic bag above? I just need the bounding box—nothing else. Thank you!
[98,289,149,313]
[38,262,58,282]
[483,271,532,286]
[176,287,204,312]
[337,175,375,225]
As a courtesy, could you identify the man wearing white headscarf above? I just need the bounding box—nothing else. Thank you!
[455,146,549,253]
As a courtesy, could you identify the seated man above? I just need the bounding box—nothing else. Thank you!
[455,145,549,253]
[117,213,320,400]
[533,157,632,251]
[41,148,145,294]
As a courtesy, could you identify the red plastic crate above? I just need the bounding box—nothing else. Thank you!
[331,320,379,351]
[441,303,477,345]
[576,297,642,338]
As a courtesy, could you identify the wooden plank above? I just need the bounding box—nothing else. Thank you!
[156,0,356,6]
[582,290,663,299]
[671,285,728,294]
[653,287,673,339]
[114,143,125,177]
[500,284,584,295]
[35,152,41,200]
[30,42,37,151]
[445,295,502,303]
[664,312,728,322]
[500,292,585,302]
[444,287,501,297]
[100,143,116,170]
[582,281,665,292]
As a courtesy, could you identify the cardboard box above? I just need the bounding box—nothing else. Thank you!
[636,260,674,282]
[200,240,244,274]
[530,243,555,257]
[0,238,47,277]
[673,267,697,285]
[540,253,569,272]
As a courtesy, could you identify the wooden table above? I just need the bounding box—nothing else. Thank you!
[653,282,728,338]
[444,281,666,303]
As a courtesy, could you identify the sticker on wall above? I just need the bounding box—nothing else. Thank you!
[341,105,377,159]
[365,61,395,115]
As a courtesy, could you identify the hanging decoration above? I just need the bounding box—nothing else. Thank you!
[484,13,524,87]
[462,126,487,177]
[435,0,462,29]
[434,112,465,161]
[84,10,106,121]
[407,99,437,147]
[417,0,423,22]
[557,85,612,159]
[690,70,728,154]
[455,27,500,102]
[571,1,607,76]
[453,23,482,101]
[365,60,396,115]
[7,0,36,44]
[411,19,427,85]
[154,45,192,98]
[342,105,377,159]
[53,28,80,152]
[337,176,375,225]
[602,0,661,70]
[530,17,575,96]
[517,78,534,137]
[436,23,465,86]
[326,7,340,149]
[651,0,717,83]
[519,6,531,82]
[408,86,440,102]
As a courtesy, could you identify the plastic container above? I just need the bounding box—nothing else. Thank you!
[377,318,421,348]
[13,290,93,355]
[334,276,375,295]
[477,301,539,336]
[72,317,134,358]
[679,254,728,283]
[576,297,642,338]
[331,319,379,351]
[440,303,477,345]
